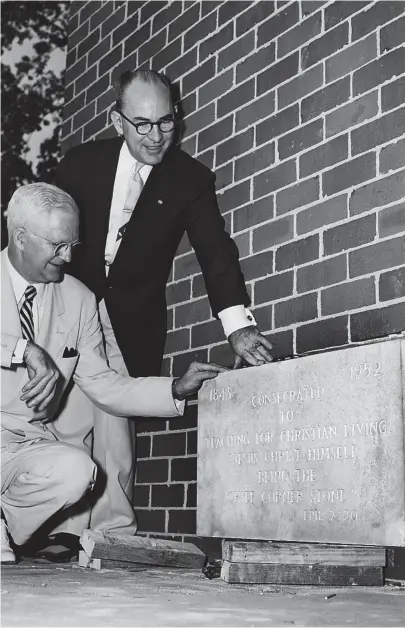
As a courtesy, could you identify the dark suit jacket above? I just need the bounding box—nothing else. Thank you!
[56,137,249,376]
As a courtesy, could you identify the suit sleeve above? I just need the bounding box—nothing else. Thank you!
[1,332,19,368]
[184,171,250,318]
[73,290,179,418]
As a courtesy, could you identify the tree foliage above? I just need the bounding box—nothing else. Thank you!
[1,0,69,244]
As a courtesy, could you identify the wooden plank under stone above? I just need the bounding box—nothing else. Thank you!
[222,541,386,566]
[80,530,206,569]
[221,561,384,585]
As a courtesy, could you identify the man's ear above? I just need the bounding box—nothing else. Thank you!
[111,110,123,136]
[12,227,26,251]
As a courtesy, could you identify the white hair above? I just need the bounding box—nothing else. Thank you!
[6,183,79,236]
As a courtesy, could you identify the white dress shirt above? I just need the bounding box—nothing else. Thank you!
[104,142,255,338]
[6,253,46,363]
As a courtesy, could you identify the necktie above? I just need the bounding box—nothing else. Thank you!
[116,166,144,242]
[20,285,37,341]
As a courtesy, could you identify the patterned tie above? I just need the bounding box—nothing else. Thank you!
[116,166,144,242]
[20,285,37,341]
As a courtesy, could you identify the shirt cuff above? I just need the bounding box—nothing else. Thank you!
[12,338,28,364]
[173,398,186,415]
[218,305,256,338]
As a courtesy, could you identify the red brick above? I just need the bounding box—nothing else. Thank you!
[101,5,126,39]
[324,213,376,256]
[69,20,89,49]
[275,234,319,271]
[218,32,255,72]
[168,509,196,534]
[300,135,348,178]
[191,319,224,348]
[324,1,370,29]
[301,23,349,70]
[217,80,255,118]
[279,119,323,161]
[75,66,97,96]
[166,280,191,307]
[218,1,250,26]
[322,277,376,316]
[152,38,182,72]
[178,92,196,119]
[152,484,185,508]
[96,88,115,115]
[199,70,233,107]
[138,29,167,66]
[61,119,72,139]
[276,177,319,216]
[349,236,405,278]
[351,302,405,342]
[326,33,377,83]
[184,103,215,137]
[352,108,405,157]
[99,44,122,76]
[381,14,405,53]
[152,432,186,457]
[68,10,79,35]
[64,92,85,119]
[257,104,299,145]
[183,58,215,96]
[302,77,350,123]
[278,64,323,110]
[215,163,233,190]
[200,23,234,62]
[169,404,198,431]
[325,92,378,138]
[88,37,111,68]
[297,254,347,293]
[240,250,274,281]
[253,215,294,252]
[153,1,182,34]
[235,143,275,181]
[302,1,328,17]
[380,139,405,174]
[180,136,197,157]
[168,4,200,41]
[90,2,114,30]
[237,96,277,138]
[258,329,294,359]
[297,316,348,353]
[86,75,110,105]
[73,102,95,131]
[166,48,198,81]
[216,129,254,167]
[137,417,167,434]
[379,266,405,302]
[255,270,294,305]
[172,349,208,378]
[164,329,190,354]
[136,509,165,533]
[234,232,250,258]
[112,12,141,48]
[257,3,299,47]
[234,195,274,233]
[174,251,200,281]
[137,435,151,459]
[217,180,250,213]
[132,485,150,507]
[254,160,297,199]
[66,47,77,69]
[140,1,165,25]
[297,194,348,235]
[236,1,275,36]
[77,28,100,58]
[61,129,83,155]
[278,12,322,58]
[275,293,318,327]
[349,169,405,216]
[65,56,86,85]
[198,115,233,152]
[378,202,405,238]
[186,481,196,505]
[322,152,376,197]
[171,457,197,482]
[352,1,405,41]
[353,48,405,97]
[209,341,238,366]
[184,11,217,51]
[136,459,169,484]
[251,304,273,333]
[236,44,276,84]
[175,297,211,328]
[166,309,173,333]
[192,274,206,298]
[257,53,299,96]
[83,111,107,141]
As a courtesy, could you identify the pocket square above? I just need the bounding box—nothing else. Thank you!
[63,347,78,358]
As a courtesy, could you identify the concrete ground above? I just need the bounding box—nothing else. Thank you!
[1,559,405,627]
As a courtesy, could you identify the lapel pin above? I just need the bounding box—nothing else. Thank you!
[158,199,163,204]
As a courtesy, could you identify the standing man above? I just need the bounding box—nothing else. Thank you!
[55,69,273,539]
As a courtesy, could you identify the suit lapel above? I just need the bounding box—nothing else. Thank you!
[1,249,22,338]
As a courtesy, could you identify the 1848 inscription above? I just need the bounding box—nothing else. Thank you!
[197,339,405,546]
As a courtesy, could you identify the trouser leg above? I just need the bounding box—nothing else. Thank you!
[1,440,96,546]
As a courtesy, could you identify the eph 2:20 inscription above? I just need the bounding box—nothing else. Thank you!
[350,361,382,380]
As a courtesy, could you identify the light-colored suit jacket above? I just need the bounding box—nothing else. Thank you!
[1,248,178,445]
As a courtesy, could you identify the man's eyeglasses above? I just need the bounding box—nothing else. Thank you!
[118,110,176,136]
[28,230,81,257]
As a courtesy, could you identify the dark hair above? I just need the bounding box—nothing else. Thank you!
[114,69,171,110]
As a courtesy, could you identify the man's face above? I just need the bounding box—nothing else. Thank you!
[113,79,175,165]
[17,209,79,284]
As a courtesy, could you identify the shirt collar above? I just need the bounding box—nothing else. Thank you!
[120,141,153,183]
[6,250,44,305]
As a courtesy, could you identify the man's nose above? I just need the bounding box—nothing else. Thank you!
[59,246,72,263]
[148,124,163,142]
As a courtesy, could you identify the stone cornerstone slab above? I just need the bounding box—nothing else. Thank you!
[197,338,405,546]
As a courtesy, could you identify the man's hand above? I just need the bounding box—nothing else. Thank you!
[174,362,229,400]
[20,341,61,411]
[228,325,273,369]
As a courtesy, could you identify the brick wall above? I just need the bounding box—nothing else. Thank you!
[62,0,405,542]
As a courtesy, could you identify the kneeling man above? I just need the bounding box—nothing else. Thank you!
[1,183,225,563]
